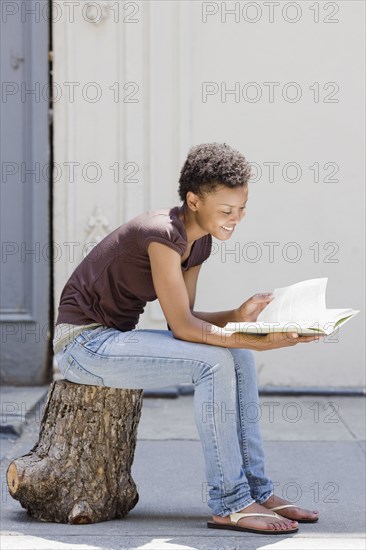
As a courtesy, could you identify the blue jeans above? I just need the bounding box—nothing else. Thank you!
[54,326,273,516]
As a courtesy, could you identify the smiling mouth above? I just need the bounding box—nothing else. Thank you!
[221,226,234,232]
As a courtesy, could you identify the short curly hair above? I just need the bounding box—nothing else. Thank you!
[178,142,251,202]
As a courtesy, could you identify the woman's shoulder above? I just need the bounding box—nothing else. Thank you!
[134,206,187,254]
[132,205,184,236]
[134,205,181,223]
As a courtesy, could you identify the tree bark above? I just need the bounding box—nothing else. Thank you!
[6,380,143,524]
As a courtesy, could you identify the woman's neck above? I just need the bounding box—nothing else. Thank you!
[178,203,208,244]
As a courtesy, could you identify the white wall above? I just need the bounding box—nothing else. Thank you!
[53,1,365,387]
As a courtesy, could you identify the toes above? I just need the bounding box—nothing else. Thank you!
[281,521,297,530]
[266,520,297,531]
[280,507,318,522]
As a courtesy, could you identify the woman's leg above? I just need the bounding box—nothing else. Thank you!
[55,327,255,515]
[55,327,301,530]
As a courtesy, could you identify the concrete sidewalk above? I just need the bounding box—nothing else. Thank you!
[0,387,365,550]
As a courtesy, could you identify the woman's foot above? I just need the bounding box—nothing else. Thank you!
[212,502,298,532]
[261,494,319,523]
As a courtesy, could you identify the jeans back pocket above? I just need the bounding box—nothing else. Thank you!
[62,355,105,387]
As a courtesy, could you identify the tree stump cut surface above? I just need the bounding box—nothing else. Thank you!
[7,380,143,524]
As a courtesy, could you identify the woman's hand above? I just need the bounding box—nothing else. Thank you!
[234,293,274,322]
[228,331,323,351]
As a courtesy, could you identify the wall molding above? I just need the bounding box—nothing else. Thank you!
[85,205,111,245]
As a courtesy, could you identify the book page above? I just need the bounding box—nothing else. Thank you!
[224,280,359,335]
[257,278,328,323]
[317,309,359,326]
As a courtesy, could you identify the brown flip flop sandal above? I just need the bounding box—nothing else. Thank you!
[207,511,299,535]
[269,504,319,523]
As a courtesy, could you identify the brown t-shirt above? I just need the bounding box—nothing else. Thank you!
[56,206,212,331]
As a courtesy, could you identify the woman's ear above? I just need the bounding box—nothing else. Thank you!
[186,191,200,211]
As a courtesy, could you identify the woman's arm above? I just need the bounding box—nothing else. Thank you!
[148,242,320,350]
[192,309,240,327]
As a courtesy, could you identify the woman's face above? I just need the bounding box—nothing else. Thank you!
[187,185,248,240]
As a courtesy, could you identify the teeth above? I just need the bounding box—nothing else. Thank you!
[222,226,234,231]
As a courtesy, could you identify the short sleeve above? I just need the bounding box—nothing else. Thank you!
[137,213,187,256]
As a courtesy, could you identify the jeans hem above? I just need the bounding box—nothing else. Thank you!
[257,489,274,505]
[214,497,256,517]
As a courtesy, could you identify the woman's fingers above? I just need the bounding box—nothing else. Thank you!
[297,334,324,342]
[271,332,322,343]
[269,333,324,348]
[230,331,324,351]
[251,293,274,302]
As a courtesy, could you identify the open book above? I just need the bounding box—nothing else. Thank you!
[224,278,359,336]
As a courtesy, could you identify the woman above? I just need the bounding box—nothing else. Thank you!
[54,142,319,535]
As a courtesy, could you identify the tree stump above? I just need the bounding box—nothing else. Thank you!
[6,380,143,524]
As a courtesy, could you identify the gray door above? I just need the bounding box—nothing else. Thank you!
[0,1,50,384]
